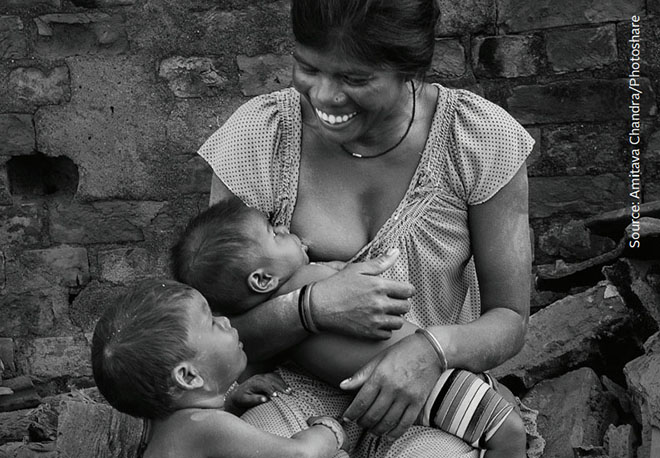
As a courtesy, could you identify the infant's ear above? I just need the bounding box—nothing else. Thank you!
[247,269,280,294]
[172,362,204,390]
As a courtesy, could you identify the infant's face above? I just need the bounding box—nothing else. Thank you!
[244,209,309,281]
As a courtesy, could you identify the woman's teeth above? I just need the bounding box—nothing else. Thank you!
[315,108,357,125]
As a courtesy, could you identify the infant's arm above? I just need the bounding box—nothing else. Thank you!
[187,409,342,458]
[280,263,419,387]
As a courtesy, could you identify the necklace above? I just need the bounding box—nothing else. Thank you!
[340,80,416,159]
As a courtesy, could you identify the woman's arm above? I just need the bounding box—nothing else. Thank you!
[210,174,415,362]
[340,164,532,438]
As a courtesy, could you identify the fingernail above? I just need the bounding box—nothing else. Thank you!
[272,392,278,397]
[342,417,351,423]
[285,388,292,394]
[341,377,352,384]
[260,396,267,403]
[386,248,398,256]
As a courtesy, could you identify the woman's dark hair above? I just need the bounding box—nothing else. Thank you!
[91,279,197,420]
[291,0,439,80]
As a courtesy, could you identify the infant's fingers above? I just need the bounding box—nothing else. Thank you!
[263,373,291,394]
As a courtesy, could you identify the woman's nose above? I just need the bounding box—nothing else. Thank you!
[315,76,346,106]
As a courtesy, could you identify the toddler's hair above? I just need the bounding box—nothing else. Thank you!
[91,279,197,419]
[171,197,258,314]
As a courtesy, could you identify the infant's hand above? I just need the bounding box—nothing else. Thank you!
[307,416,349,452]
[227,373,291,410]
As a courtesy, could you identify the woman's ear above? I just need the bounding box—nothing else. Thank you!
[172,362,204,390]
[247,268,280,294]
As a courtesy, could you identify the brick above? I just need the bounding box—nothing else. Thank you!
[35,57,172,200]
[522,367,619,458]
[0,289,71,337]
[0,203,46,248]
[9,66,70,107]
[529,174,628,218]
[429,39,466,78]
[0,114,34,156]
[69,280,129,333]
[5,246,89,293]
[537,219,616,262]
[498,0,645,33]
[0,338,14,373]
[16,336,91,378]
[57,402,143,458]
[34,13,128,58]
[98,247,150,284]
[625,334,660,455]
[158,56,230,98]
[604,424,636,458]
[237,53,294,97]
[49,200,165,244]
[434,0,495,36]
[96,0,135,5]
[524,127,542,171]
[492,282,631,388]
[4,0,60,5]
[0,250,4,290]
[0,163,10,205]
[473,34,542,78]
[0,16,27,59]
[507,79,657,124]
[529,123,628,177]
[546,25,617,73]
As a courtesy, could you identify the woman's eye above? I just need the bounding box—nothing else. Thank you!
[343,75,370,86]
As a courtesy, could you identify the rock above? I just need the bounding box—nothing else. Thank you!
[498,0,644,33]
[492,282,633,389]
[97,247,151,284]
[34,13,128,57]
[8,66,70,108]
[434,0,494,36]
[472,34,543,78]
[0,16,27,61]
[601,376,633,415]
[624,333,660,458]
[158,56,230,98]
[0,114,34,156]
[237,53,294,97]
[604,424,637,458]
[0,204,46,248]
[537,219,617,262]
[0,339,14,374]
[522,367,619,458]
[585,201,660,240]
[507,79,656,125]
[430,39,466,78]
[528,174,627,219]
[69,280,129,333]
[56,401,143,458]
[603,258,660,330]
[15,337,91,379]
[545,25,617,73]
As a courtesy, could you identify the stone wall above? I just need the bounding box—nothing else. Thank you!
[0,0,657,410]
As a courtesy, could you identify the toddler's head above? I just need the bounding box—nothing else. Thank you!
[91,279,246,419]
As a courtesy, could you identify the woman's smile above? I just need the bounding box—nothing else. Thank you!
[314,108,358,126]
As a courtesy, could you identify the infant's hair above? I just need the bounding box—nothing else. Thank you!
[171,197,259,314]
[91,279,197,420]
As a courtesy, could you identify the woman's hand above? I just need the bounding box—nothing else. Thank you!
[225,373,291,414]
[311,249,416,340]
[339,333,442,439]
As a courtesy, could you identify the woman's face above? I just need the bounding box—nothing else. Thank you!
[292,43,410,150]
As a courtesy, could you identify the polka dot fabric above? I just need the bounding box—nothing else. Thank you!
[198,84,534,457]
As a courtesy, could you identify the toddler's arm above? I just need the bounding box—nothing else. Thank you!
[190,410,344,458]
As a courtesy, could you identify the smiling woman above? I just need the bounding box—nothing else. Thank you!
[195,0,534,457]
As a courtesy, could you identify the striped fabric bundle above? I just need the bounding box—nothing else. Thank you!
[418,369,513,448]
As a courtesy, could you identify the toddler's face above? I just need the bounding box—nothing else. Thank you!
[244,208,309,281]
[185,291,247,388]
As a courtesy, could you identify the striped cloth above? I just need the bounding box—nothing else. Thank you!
[419,369,513,449]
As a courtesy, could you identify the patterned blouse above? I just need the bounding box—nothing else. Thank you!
[198,84,534,329]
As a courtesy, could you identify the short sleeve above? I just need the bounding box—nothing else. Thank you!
[447,90,534,206]
[197,93,282,212]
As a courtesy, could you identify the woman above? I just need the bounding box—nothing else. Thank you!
[197,0,533,456]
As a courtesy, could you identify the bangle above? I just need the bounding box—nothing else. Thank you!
[298,285,311,333]
[309,416,345,451]
[415,328,448,373]
[303,282,320,334]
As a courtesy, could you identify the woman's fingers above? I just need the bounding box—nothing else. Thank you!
[354,248,400,275]
[385,404,420,440]
[368,400,407,436]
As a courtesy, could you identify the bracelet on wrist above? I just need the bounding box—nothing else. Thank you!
[309,416,345,451]
[415,328,448,373]
[298,283,320,334]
